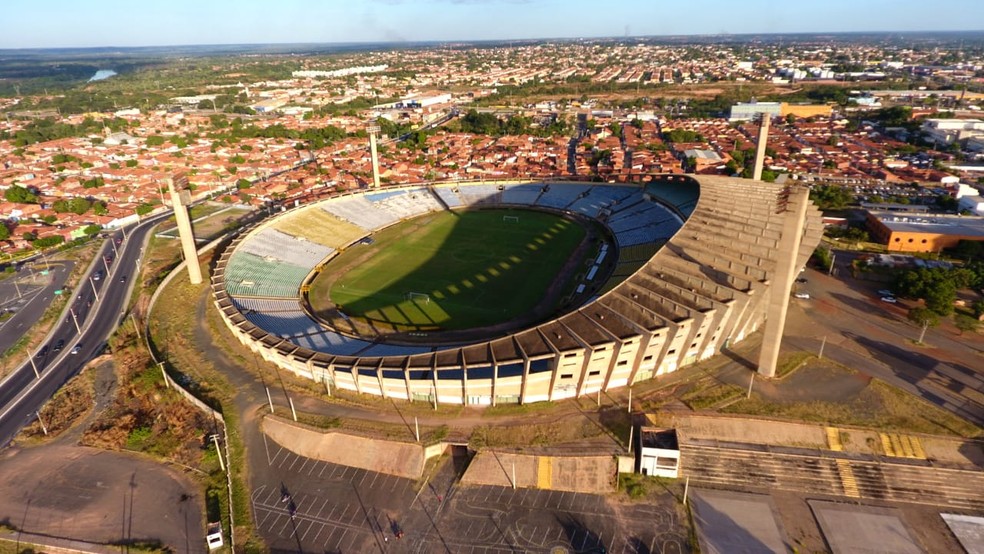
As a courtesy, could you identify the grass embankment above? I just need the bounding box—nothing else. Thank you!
[724,377,981,438]
[318,209,585,331]
[149,258,263,551]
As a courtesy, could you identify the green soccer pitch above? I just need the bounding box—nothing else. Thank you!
[313,209,587,332]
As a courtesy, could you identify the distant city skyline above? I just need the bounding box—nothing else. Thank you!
[2,0,984,49]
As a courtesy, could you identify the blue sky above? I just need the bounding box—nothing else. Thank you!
[2,0,983,49]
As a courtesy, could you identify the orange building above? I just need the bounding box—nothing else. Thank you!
[866,210,984,252]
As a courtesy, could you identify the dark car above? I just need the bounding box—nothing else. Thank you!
[36,345,49,358]
[119,275,127,283]
[53,339,65,353]
[70,344,82,355]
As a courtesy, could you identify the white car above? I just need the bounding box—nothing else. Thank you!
[880,296,897,303]
[794,292,810,299]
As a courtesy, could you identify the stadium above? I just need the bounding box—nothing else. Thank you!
[211,175,823,405]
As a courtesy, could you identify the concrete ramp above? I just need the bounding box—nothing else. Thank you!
[462,450,614,493]
[262,416,425,479]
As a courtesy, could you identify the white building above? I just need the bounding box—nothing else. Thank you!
[729,101,782,122]
[639,428,680,479]
[921,118,984,146]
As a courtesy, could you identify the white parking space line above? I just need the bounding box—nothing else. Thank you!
[268,447,285,466]
[297,519,314,543]
[256,507,274,529]
[288,453,302,471]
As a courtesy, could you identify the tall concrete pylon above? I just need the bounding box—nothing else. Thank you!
[752,112,771,181]
[166,174,202,284]
[367,123,381,188]
[757,185,810,378]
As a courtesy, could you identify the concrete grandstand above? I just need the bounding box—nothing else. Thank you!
[211,175,823,405]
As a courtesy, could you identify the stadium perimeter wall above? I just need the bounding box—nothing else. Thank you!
[211,175,823,406]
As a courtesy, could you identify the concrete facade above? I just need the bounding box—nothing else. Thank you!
[167,174,202,284]
[210,176,823,405]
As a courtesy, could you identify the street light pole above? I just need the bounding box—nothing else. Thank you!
[918,321,929,344]
[29,355,40,379]
[70,309,81,334]
[89,276,99,302]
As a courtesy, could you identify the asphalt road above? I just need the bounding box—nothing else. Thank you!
[0,211,171,448]
[0,261,73,355]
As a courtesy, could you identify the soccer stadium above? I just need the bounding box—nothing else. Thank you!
[211,175,823,405]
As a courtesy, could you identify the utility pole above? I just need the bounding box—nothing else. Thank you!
[746,372,755,399]
[266,387,274,413]
[212,434,226,472]
[818,336,827,360]
[36,411,48,436]
[918,321,929,344]
[29,356,40,379]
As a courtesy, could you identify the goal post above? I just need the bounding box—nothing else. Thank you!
[502,215,520,223]
[406,292,431,304]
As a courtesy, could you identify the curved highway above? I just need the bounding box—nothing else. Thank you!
[0,211,172,447]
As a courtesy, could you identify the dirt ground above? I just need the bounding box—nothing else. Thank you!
[3,354,206,552]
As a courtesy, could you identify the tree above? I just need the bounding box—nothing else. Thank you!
[32,235,64,249]
[4,185,38,204]
[907,307,939,339]
[809,185,853,210]
[82,224,101,236]
[135,203,154,216]
[895,267,958,316]
[145,135,165,147]
[92,202,108,216]
[954,314,981,335]
[813,246,833,271]
[971,299,984,320]
[0,223,9,241]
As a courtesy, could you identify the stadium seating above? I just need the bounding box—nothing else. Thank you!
[500,183,544,205]
[567,185,638,217]
[240,228,335,268]
[456,184,500,206]
[273,208,367,248]
[222,179,687,359]
[535,183,592,209]
[321,196,400,230]
[645,182,700,217]
[224,251,310,298]
[432,186,464,208]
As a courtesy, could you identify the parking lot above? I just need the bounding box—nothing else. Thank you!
[255,439,689,553]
